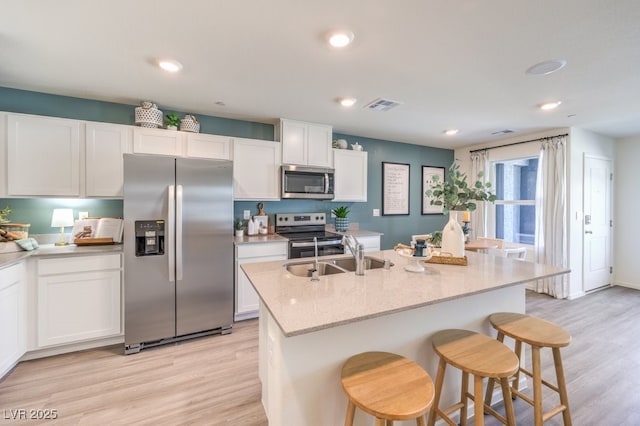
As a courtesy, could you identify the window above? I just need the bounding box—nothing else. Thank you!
[491,157,538,245]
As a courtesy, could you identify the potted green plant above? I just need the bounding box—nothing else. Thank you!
[0,206,11,224]
[425,163,496,257]
[234,218,246,237]
[332,206,350,232]
[165,113,180,130]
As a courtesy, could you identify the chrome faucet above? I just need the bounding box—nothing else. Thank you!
[343,235,365,275]
[311,237,320,281]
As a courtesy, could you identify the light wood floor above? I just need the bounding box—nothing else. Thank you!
[1,286,639,425]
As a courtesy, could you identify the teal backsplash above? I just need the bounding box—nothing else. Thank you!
[0,198,123,234]
[1,87,454,248]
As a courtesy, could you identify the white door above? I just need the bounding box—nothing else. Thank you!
[583,155,612,292]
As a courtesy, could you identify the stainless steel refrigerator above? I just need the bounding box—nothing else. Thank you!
[123,154,233,354]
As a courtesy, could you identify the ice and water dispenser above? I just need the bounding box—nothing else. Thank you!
[134,220,165,256]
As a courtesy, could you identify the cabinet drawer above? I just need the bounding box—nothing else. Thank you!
[39,254,121,275]
[0,262,25,291]
[237,242,288,259]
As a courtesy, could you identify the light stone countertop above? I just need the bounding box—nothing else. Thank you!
[241,249,569,337]
[0,243,123,269]
[234,233,289,245]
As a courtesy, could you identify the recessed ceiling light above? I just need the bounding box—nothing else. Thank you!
[157,59,183,73]
[444,129,459,136]
[540,101,562,110]
[328,30,355,48]
[526,59,567,76]
[339,97,357,107]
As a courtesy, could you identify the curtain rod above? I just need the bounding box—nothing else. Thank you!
[468,133,568,154]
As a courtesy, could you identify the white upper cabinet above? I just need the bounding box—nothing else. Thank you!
[185,133,232,160]
[279,118,332,167]
[333,149,368,202]
[233,138,281,200]
[7,114,80,196]
[85,122,132,197]
[133,127,183,156]
[133,127,232,160]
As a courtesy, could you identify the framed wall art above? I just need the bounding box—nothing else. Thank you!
[382,162,410,215]
[422,165,446,215]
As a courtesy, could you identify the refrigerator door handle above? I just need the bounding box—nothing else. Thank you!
[176,184,184,281]
[168,185,176,282]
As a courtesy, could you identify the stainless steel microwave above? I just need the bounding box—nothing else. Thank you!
[281,165,335,200]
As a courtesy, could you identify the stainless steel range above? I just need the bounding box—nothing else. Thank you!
[275,213,344,259]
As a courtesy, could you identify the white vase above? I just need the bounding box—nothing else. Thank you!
[441,211,465,257]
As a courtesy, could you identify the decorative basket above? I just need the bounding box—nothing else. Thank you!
[180,114,200,133]
[0,223,30,241]
[135,101,163,128]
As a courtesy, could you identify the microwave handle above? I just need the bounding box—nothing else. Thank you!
[325,173,329,194]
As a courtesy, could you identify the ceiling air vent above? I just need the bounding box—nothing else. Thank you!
[364,98,402,111]
[491,129,515,135]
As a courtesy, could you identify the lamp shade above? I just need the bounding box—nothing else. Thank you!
[51,209,74,228]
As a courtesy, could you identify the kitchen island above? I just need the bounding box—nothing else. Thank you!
[241,250,569,425]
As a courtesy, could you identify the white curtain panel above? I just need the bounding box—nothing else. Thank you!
[534,136,568,298]
[470,150,489,238]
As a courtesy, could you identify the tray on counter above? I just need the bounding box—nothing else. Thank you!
[425,254,468,266]
[73,237,114,246]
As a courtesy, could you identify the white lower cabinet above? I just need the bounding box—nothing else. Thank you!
[235,242,287,321]
[0,262,26,378]
[37,254,122,348]
[357,235,381,253]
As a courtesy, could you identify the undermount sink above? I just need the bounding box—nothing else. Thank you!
[283,256,392,277]
[328,256,389,272]
[283,262,345,277]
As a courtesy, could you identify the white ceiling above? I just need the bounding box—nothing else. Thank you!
[2,0,640,149]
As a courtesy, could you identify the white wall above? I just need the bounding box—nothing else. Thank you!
[455,127,616,299]
[614,136,640,289]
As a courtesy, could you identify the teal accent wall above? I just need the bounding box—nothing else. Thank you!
[1,87,454,247]
[236,132,453,249]
[0,198,123,234]
[0,87,274,140]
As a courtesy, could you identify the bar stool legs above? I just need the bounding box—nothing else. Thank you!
[486,313,572,426]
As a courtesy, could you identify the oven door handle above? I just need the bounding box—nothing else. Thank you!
[290,240,343,248]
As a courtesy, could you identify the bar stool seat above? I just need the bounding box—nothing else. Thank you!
[341,351,434,426]
[428,329,519,426]
[485,312,572,426]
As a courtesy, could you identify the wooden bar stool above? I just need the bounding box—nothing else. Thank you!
[428,329,519,426]
[341,351,434,426]
[485,312,572,426]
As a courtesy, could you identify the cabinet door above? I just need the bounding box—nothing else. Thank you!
[280,119,307,165]
[307,123,332,167]
[334,150,368,202]
[38,269,121,347]
[356,235,381,253]
[133,127,183,156]
[0,263,25,378]
[85,122,131,197]
[233,138,281,200]
[7,114,80,196]
[185,133,232,160]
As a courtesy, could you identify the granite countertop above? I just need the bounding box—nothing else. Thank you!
[241,249,569,337]
[0,243,123,269]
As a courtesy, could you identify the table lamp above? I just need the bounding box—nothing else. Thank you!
[51,208,74,246]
